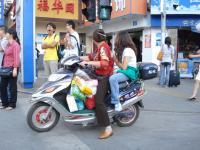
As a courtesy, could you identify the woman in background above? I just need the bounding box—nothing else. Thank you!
[0,28,20,110]
[159,36,174,87]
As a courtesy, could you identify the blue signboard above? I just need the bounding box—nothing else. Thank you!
[151,0,200,14]
[0,0,4,25]
[151,15,200,28]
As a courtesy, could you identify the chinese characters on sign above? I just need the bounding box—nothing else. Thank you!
[52,0,63,14]
[36,0,78,20]
[114,0,126,11]
[38,0,49,11]
[65,3,74,13]
[37,0,74,14]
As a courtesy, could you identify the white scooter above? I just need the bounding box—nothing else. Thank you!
[27,56,145,132]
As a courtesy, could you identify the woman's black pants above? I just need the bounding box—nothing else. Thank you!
[95,76,110,127]
[1,76,18,108]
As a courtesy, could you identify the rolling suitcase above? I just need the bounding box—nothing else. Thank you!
[168,70,180,87]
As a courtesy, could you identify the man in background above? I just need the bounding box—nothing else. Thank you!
[42,22,59,76]
[64,20,80,57]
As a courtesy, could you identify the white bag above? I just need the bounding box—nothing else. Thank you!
[66,95,78,112]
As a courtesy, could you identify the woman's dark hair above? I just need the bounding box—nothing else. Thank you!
[7,28,20,45]
[165,36,171,47]
[46,22,56,29]
[66,20,75,30]
[114,31,137,62]
[93,29,106,43]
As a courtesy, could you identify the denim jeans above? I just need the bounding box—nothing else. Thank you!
[160,62,171,86]
[109,73,129,104]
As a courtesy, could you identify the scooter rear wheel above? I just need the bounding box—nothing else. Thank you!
[115,104,139,127]
[27,102,60,132]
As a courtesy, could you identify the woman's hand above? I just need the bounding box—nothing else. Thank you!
[79,61,88,67]
[13,68,17,77]
[80,56,90,61]
[188,54,199,58]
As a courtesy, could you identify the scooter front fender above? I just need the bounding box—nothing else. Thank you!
[30,97,73,118]
[30,96,96,125]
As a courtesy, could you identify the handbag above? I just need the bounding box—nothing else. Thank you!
[0,67,13,77]
[157,51,163,61]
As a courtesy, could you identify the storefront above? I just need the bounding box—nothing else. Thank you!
[150,0,200,78]
[35,0,81,52]
[177,28,200,78]
[35,0,83,71]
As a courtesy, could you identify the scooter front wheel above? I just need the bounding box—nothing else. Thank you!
[115,104,139,127]
[27,102,60,132]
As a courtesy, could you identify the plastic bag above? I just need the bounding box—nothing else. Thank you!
[85,96,95,110]
[73,76,93,95]
[76,99,85,110]
[73,76,98,96]
[71,85,86,101]
[66,95,78,112]
[87,79,98,87]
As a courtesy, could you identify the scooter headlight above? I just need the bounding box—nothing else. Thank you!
[42,82,71,94]
[43,86,60,93]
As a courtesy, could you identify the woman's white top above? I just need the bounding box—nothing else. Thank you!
[122,48,137,68]
[161,44,174,63]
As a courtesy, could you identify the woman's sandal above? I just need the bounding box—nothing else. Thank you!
[187,97,197,101]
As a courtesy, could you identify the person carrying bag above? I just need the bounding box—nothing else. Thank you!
[0,28,20,110]
[158,37,175,87]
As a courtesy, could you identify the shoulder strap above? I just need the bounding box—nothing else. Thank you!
[54,34,58,39]
[70,34,81,56]
[44,35,48,40]
[70,34,78,43]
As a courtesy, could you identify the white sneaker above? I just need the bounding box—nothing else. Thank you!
[5,107,14,111]
[115,103,122,112]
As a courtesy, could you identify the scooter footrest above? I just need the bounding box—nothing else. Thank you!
[71,109,95,114]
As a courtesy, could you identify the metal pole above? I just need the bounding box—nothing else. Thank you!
[160,0,166,46]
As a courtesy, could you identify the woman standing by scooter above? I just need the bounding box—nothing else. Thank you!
[80,29,114,139]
